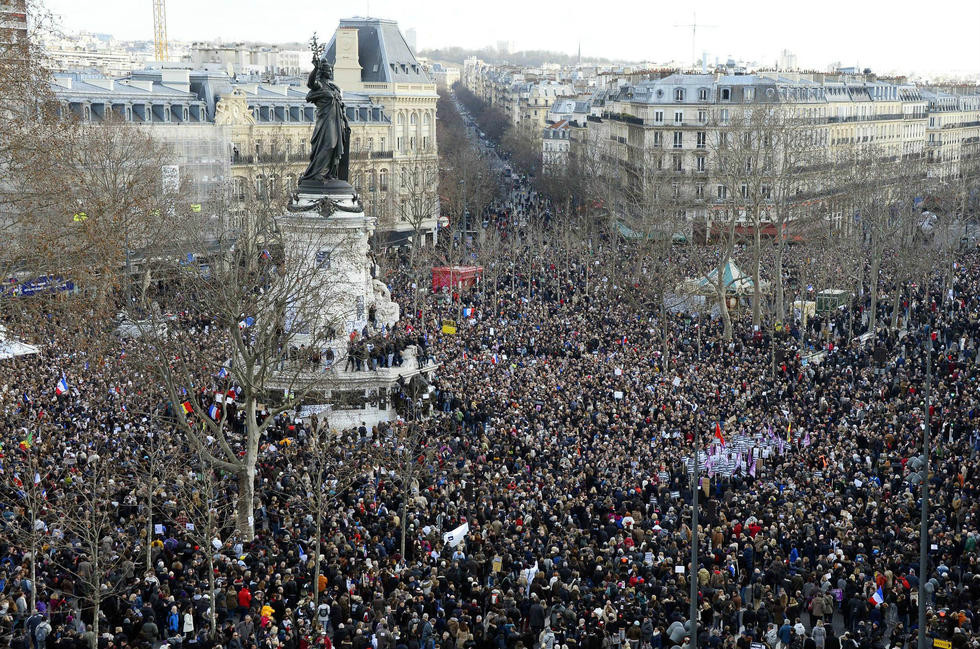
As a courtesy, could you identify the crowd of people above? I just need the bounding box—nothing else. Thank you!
[0,170,979,649]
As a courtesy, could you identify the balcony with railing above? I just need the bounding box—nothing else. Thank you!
[231,152,308,165]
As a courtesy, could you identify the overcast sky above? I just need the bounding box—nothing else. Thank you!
[42,0,980,78]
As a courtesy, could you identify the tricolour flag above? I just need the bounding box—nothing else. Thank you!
[217,367,228,379]
[491,353,499,365]
[208,404,220,419]
[181,401,193,415]
[714,421,726,447]
[55,377,68,396]
[869,586,884,606]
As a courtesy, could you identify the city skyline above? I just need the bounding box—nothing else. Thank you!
[41,0,980,78]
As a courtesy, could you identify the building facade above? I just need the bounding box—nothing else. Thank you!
[583,72,952,233]
[48,17,442,247]
[542,120,571,174]
[922,89,980,181]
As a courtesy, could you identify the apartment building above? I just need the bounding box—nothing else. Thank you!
[587,72,936,232]
[921,89,980,181]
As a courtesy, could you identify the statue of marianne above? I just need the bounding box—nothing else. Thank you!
[298,56,352,186]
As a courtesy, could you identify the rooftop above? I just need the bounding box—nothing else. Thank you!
[324,17,431,84]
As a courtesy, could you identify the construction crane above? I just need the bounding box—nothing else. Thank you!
[673,12,716,71]
[152,0,169,62]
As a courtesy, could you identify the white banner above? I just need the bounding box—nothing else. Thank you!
[443,522,469,548]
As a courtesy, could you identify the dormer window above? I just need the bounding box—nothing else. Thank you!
[674,88,685,101]
[721,88,731,101]
[698,88,709,101]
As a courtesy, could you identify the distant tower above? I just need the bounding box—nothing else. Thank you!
[152,0,169,62]
[577,41,581,65]
[405,27,417,52]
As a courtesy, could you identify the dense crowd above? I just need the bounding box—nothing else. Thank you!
[0,173,978,649]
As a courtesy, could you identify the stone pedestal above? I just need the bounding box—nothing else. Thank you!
[267,188,434,429]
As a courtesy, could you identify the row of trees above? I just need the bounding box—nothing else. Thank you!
[494,97,979,345]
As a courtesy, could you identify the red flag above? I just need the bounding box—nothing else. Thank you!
[714,422,725,446]
[181,401,193,415]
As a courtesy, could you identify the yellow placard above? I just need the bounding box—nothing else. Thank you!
[72,212,88,222]
[441,319,457,335]
[190,203,202,212]
[933,640,951,649]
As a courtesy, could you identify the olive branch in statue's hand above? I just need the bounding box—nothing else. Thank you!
[309,32,325,65]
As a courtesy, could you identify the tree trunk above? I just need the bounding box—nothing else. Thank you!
[752,225,762,327]
[208,553,217,637]
[890,279,902,331]
[90,552,101,649]
[775,241,786,324]
[718,254,733,343]
[313,515,323,624]
[400,490,409,560]
[146,484,153,573]
[29,538,36,613]
[237,404,260,540]
[868,248,881,335]
[237,467,256,541]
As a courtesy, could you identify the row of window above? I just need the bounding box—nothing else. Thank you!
[651,131,709,149]
[636,182,773,201]
[235,164,435,199]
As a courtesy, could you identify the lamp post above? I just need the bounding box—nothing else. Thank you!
[690,437,700,647]
[917,326,933,649]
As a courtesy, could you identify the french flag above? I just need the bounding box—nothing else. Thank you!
[208,404,220,419]
[463,308,473,317]
[491,353,499,365]
[217,367,228,379]
[869,587,884,606]
[55,377,68,396]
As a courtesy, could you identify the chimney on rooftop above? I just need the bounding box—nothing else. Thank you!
[334,26,362,90]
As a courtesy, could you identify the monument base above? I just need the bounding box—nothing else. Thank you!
[297,177,355,195]
[268,184,436,431]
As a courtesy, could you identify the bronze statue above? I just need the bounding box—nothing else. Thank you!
[298,39,351,188]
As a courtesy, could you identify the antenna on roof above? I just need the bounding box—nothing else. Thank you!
[673,12,716,71]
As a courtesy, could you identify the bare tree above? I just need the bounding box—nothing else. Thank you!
[170,451,236,639]
[139,198,352,540]
[0,427,50,613]
[50,445,130,648]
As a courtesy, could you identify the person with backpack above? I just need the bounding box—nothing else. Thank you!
[33,618,51,649]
